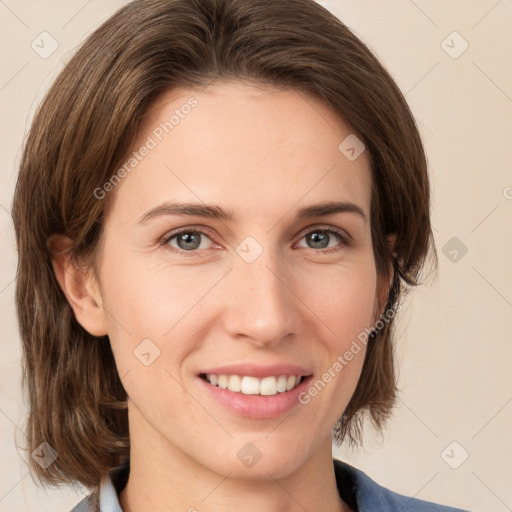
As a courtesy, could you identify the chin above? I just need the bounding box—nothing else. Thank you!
[183,436,305,481]
[226,456,304,481]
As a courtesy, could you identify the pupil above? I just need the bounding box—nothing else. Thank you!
[308,231,329,249]
[178,232,200,250]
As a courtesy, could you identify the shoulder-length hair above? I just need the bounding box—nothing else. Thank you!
[12,0,435,488]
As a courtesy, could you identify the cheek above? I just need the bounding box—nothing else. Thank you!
[99,234,377,383]
[101,251,378,355]
[295,266,375,409]
[101,252,224,329]
[304,294,374,422]
[97,254,229,376]
[295,260,378,347]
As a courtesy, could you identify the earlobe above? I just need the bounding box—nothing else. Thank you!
[383,233,398,309]
[47,234,108,337]
[387,233,398,258]
[374,233,398,322]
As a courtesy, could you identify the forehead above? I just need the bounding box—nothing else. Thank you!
[108,81,372,224]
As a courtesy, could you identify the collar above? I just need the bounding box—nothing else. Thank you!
[77,458,467,512]
[97,459,358,511]
[98,463,129,512]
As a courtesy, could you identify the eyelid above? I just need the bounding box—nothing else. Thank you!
[158,223,353,253]
[158,225,217,248]
[294,224,353,246]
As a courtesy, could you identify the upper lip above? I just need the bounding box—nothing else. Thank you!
[199,363,313,378]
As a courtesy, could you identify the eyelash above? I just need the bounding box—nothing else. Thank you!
[158,225,353,256]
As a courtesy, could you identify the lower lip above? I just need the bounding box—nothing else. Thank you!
[196,375,313,419]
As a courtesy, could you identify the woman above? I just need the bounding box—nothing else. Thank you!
[11,0,472,510]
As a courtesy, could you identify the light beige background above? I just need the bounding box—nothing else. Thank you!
[1,1,511,511]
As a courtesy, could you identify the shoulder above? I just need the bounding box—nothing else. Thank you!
[333,458,472,512]
[69,464,126,512]
[71,459,471,512]
[69,491,98,512]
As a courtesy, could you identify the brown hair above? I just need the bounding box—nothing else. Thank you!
[12,0,436,489]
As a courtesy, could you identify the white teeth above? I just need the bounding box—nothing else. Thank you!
[277,375,287,393]
[260,376,278,396]
[241,376,260,395]
[217,375,228,389]
[204,374,304,395]
[228,375,242,392]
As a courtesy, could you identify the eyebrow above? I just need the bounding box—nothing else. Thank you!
[137,200,367,225]
[137,202,234,224]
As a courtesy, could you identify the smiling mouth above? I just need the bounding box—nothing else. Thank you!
[199,373,310,396]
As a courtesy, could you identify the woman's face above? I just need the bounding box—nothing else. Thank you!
[89,81,389,478]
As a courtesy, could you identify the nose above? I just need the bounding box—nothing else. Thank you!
[221,248,300,347]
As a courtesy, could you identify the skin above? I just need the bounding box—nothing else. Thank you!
[50,81,394,512]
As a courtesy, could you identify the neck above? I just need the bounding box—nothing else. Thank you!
[119,408,350,512]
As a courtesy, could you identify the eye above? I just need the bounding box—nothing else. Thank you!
[162,229,215,251]
[159,225,352,255]
[296,227,351,251]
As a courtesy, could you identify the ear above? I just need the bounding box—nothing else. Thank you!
[47,234,108,337]
[374,233,398,322]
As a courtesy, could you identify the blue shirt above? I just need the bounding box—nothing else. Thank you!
[70,458,471,511]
